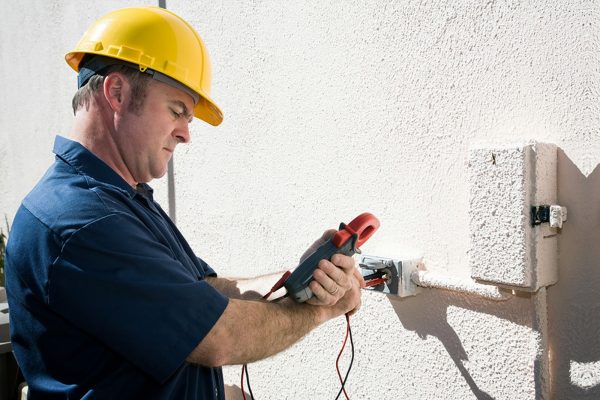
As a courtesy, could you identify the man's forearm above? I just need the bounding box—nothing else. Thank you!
[187,297,331,366]
[191,253,361,367]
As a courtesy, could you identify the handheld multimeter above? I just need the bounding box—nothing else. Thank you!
[284,212,380,302]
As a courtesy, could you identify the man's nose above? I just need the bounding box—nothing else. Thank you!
[174,119,191,144]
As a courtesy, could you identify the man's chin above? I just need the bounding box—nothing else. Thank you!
[155,168,169,180]
[136,171,166,184]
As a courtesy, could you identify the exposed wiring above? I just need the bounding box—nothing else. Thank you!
[335,314,351,400]
[335,314,354,400]
[244,364,255,400]
[362,269,389,289]
[241,363,247,400]
[363,277,387,287]
[241,271,291,399]
[241,363,256,400]
[241,272,356,400]
[262,271,291,301]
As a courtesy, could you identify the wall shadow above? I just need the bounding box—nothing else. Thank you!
[390,290,535,400]
[548,150,600,399]
[388,149,600,399]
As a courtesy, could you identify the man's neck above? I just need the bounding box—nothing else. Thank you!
[69,103,137,187]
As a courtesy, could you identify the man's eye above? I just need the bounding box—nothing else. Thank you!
[171,109,183,118]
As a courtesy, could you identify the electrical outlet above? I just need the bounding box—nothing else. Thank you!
[398,258,422,297]
[358,255,421,297]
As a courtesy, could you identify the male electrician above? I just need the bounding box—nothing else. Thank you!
[5,7,363,400]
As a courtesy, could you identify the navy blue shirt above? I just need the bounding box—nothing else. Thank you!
[6,136,229,399]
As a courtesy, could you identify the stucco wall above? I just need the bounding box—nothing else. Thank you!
[1,1,599,399]
[0,0,168,220]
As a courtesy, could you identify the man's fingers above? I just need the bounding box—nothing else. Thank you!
[314,260,350,290]
[307,259,353,306]
[303,249,362,310]
[347,302,361,316]
[307,280,336,306]
[352,268,366,288]
[330,254,357,272]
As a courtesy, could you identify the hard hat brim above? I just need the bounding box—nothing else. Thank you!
[194,95,223,126]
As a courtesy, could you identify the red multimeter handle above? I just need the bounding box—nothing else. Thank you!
[331,212,380,249]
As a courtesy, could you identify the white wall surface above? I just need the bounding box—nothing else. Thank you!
[167,1,599,398]
[1,1,599,399]
[0,0,167,220]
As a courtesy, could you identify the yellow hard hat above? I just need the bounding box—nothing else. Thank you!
[65,6,223,126]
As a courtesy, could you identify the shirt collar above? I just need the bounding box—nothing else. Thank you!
[53,135,140,198]
[135,183,155,202]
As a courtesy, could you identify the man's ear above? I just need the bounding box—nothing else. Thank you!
[103,72,129,113]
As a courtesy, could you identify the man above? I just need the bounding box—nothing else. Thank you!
[5,6,362,400]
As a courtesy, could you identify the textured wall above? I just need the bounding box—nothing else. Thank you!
[1,1,599,399]
[0,0,166,221]
[165,1,599,398]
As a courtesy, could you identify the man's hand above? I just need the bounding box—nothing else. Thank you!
[302,230,365,317]
[188,229,366,367]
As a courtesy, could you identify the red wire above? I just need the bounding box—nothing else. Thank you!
[335,314,351,400]
[262,271,291,300]
[241,272,354,400]
[241,364,247,400]
[240,271,291,399]
[364,277,386,287]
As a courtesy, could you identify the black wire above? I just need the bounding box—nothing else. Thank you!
[243,312,354,400]
[244,364,255,400]
[334,314,354,400]
[243,273,289,399]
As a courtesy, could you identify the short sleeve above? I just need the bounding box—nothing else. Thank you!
[197,257,217,277]
[48,213,229,383]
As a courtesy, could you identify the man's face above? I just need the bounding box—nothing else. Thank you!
[114,78,194,184]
